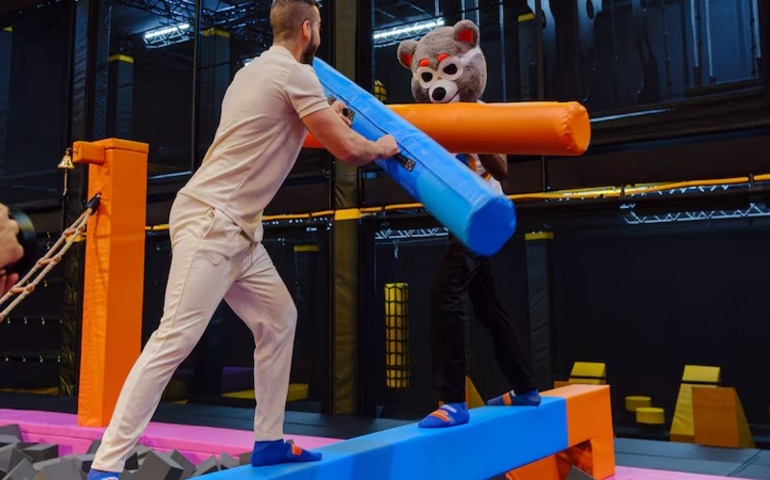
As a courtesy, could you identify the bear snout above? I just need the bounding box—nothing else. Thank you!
[429,80,459,104]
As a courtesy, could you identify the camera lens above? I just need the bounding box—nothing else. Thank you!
[6,209,37,276]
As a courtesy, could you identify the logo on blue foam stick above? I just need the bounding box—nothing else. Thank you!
[312,58,516,256]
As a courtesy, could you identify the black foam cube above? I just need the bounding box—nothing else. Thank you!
[0,434,21,448]
[169,450,195,479]
[566,466,597,480]
[191,456,219,477]
[32,457,82,480]
[0,425,22,442]
[63,453,95,474]
[119,471,135,480]
[22,444,58,463]
[134,451,183,480]
[86,440,101,455]
[218,452,239,470]
[0,444,32,475]
[3,457,35,479]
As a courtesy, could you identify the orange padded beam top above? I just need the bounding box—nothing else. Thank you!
[75,138,149,428]
[303,101,591,156]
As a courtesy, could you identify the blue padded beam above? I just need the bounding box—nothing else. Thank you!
[202,397,567,480]
[311,58,516,256]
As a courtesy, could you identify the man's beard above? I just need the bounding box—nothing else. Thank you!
[300,45,317,65]
[301,38,318,65]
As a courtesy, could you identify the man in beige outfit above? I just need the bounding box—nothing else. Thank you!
[88,1,399,478]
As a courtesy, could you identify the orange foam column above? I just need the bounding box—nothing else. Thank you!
[547,384,616,480]
[508,384,616,480]
[74,139,149,427]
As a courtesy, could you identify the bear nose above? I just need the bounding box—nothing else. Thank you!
[432,87,447,101]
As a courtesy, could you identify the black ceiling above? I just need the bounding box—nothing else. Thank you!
[0,0,46,16]
[2,0,447,53]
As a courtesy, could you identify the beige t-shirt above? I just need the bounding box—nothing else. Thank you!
[178,46,329,242]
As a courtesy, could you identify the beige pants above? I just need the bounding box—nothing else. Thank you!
[92,195,297,472]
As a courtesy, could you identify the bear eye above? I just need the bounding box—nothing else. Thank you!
[421,72,433,82]
[443,64,458,75]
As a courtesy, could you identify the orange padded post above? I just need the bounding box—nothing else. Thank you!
[74,139,149,427]
[509,385,615,480]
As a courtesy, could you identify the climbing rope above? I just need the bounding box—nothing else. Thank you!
[0,193,101,324]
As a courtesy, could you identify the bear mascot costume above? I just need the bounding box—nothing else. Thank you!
[397,19,541,428]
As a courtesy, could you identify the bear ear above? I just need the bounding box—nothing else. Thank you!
[397,40,419,69]
[453,19,480,48]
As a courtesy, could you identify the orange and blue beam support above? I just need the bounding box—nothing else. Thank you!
[202,384,614,480]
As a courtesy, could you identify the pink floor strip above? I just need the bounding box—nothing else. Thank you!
[611,466,747,480]
[0,408,340,464]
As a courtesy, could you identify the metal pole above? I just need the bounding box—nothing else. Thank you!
[535,0,544,99]
[535,0,548,190]
[704,0,714,83]
[499,1,507,101]
[191,0,203,172]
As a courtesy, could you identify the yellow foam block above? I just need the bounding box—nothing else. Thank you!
[671,365,721,443]
[682,365,721,384]
[625,396,652,412]
[465,377,486,409]
[636,407,665,425]
[222,383,309,402]
[571,362,606,378]
[568,362,607,385]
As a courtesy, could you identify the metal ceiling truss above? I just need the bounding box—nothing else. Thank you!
[117,0,270,49]
[120,0,194,25]
[373,0,440,47]
[619,183,770,224]
[375,227,448,241]
[627,184,744,198]
[622,202,770,225]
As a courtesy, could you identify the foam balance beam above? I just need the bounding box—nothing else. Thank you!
[304,101,592,156]
[201,385,614,480]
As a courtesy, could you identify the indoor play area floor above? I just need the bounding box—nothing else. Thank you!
[1,392,769,479]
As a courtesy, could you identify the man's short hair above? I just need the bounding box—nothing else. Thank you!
[270,0,321,41]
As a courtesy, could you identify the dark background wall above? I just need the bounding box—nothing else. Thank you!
[133,45,194,173]
[368,214,770,425]
[0,1,71,203]
[553,217,770,424]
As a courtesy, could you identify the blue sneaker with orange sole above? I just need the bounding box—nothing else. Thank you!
[87,471,120,480]
[251,439,322,466]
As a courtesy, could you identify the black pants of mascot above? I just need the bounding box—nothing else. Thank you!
[430,235,536,403]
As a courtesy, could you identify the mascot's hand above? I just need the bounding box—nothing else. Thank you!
[330,100,353,127]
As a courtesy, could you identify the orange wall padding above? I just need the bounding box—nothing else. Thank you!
[303,101,591,156]
[74,139,149,428]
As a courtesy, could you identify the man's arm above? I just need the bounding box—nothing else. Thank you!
[286,65,399,166]
[478,153,508,182]
[302,107,399,166]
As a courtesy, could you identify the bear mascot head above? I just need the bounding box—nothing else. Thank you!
[396,19,486,104]
[396,19,507,188]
